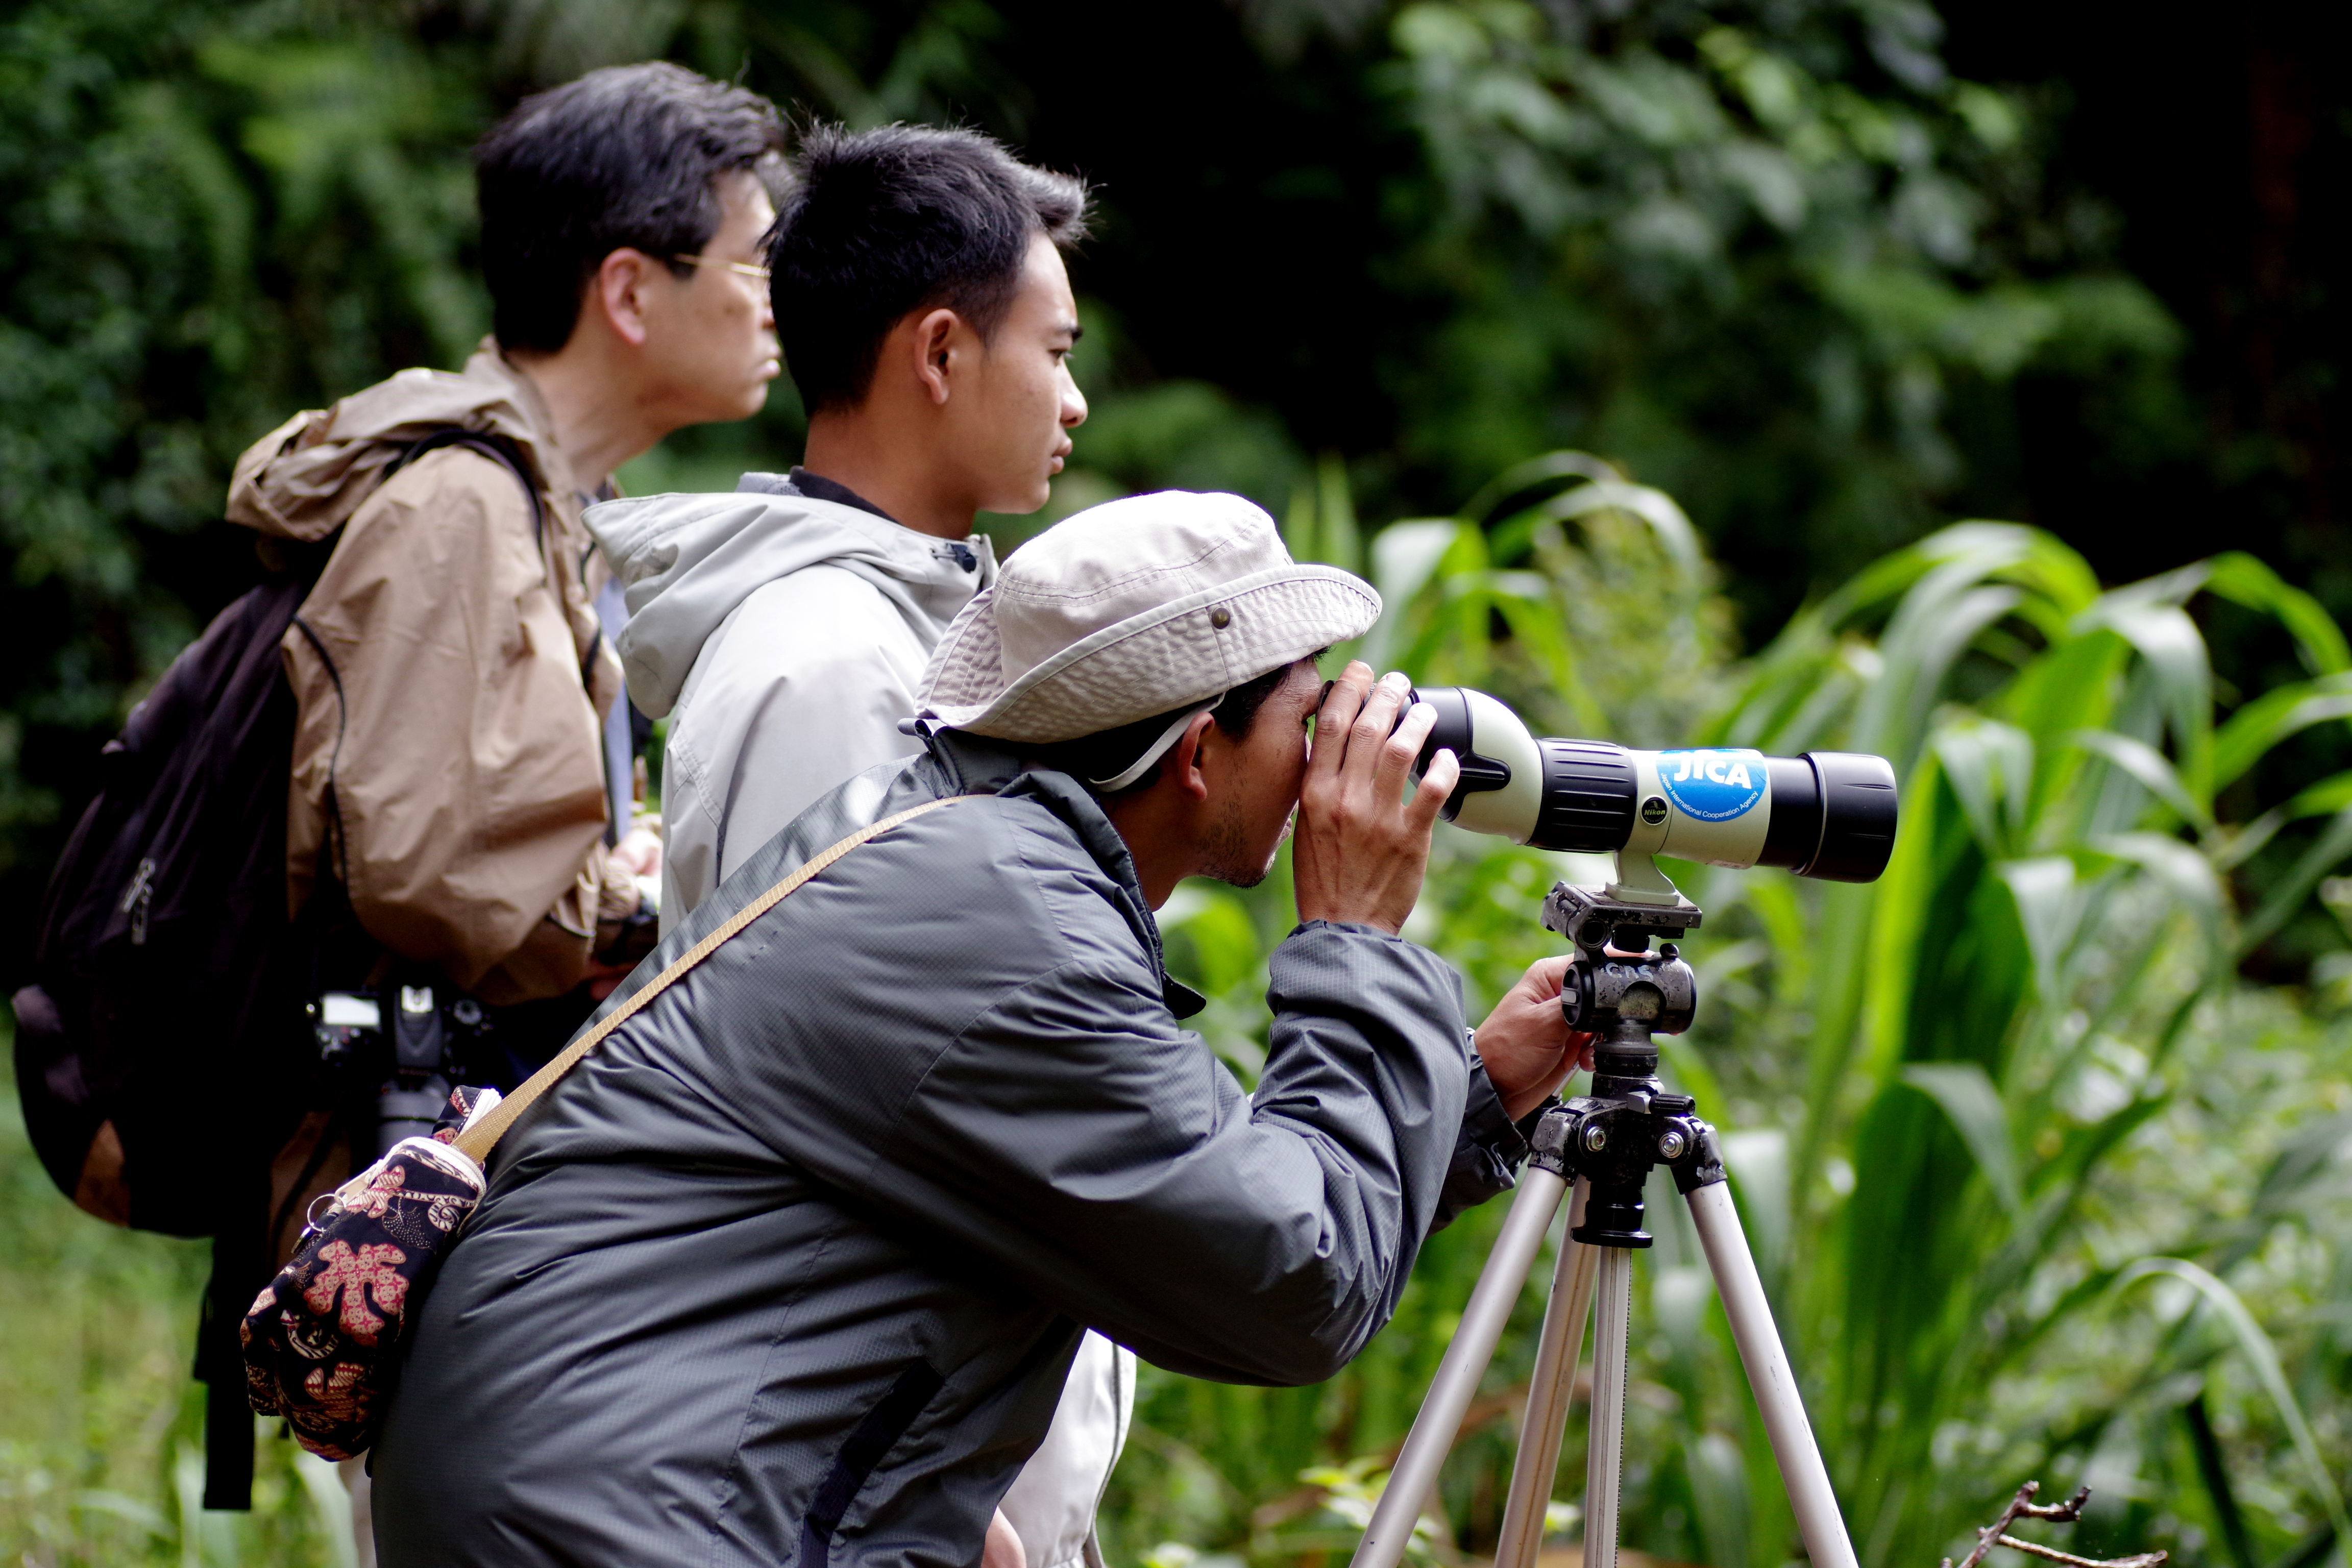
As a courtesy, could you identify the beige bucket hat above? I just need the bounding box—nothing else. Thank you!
[916,489,1381,744]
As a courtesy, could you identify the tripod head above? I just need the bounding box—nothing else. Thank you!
[1532,863,1722,1247]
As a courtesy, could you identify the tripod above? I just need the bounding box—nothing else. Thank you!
[1348,879,1857,1568]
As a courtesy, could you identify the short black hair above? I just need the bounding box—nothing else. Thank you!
[770,124,1091,415]
[476,63,786,354]
[1043,657,1313,800]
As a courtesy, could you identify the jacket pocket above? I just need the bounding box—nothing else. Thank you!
[798,1358,946,1567]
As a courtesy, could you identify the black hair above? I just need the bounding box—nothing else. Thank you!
[1043,657,1313,800]
[476,63,787,354]
[770,123,1091,415]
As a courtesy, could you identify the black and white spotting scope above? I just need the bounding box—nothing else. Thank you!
[1405,687,1898,897]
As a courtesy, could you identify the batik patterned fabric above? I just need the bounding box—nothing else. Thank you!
[241,1085,493,1460]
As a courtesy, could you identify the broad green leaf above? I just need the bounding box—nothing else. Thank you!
[2287,769,2352,821]
[2204,552,2352,676]
[2076,597,2214,806]
[1901,1062,2022,1216]
[1547,478,1703,582]
[2065,727,2214,834]
[1852,580,2021,769]
[1368,520,1460,617]
[1456,448,1621,523]
[1999,855,2080,1009]
[1934,716,2034,858]
[2213,673,2352,792]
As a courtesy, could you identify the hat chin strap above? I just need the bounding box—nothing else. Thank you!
[1087,697,1223,793]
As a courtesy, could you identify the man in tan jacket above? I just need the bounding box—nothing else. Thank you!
[206,60,788,1541]
[230,63,784,1040]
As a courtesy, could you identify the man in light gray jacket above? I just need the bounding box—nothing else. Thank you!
[584,123,1105,1568]
[590,122,1089,934]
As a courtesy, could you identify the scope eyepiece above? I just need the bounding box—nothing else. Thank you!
[1405,687,1896,884]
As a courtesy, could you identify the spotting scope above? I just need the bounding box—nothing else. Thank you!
[1405,687,1897,886]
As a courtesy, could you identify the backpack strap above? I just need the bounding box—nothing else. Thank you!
[384,428,549,556]
[452,794,966,1164]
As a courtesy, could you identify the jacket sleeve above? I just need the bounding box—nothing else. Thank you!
[1439,1055,1533,1228]
[836,919,1485,1387]
[660,567,926,925]
[281,448,616,998]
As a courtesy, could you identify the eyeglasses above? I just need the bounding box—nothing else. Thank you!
[673,254,772,284]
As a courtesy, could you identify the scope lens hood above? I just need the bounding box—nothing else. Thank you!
[1757,751,1896,881]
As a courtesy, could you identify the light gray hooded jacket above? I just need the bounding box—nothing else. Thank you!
[585,472,995,934]
[586,475,1130,1567]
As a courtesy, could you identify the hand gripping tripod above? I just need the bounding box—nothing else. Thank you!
[1348,878,1858,1568]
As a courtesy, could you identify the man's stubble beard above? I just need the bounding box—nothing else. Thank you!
[1202,801,1296,890]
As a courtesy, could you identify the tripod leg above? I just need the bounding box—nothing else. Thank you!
[1494,1180,1599,1568]
[1581,1246,1633,1568]
[1348,1167,1570,1568]
[1685,1182,1859,1568]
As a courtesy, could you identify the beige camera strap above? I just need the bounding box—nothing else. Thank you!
[453,794,966,1165]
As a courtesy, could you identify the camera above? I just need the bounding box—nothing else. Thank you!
[1404,686,1897,890]
[308,982,493,1156]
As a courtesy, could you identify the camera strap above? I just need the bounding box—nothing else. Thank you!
[452,793,969,1164]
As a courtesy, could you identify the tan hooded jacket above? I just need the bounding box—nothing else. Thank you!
[228,341,634,1004]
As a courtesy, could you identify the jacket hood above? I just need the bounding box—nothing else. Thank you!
[227,339,571,542]
[586,477,997,718]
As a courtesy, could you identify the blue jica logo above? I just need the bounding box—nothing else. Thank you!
[1656,749,1767,823]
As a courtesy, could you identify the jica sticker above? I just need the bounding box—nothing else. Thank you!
[1656,749,1767,822]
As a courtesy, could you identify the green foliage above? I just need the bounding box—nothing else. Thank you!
[1114,462,2352,1568]
[0,4,2336,1566]
[1355,0,2183,615]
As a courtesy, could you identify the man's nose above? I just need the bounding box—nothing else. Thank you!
[1060,364,1088,428]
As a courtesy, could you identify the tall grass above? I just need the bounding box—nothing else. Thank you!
[1111,459,2352,1568]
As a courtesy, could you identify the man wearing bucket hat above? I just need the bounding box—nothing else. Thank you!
[371,491,1590,1568]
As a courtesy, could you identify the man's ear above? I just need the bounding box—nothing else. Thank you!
[910,308,962,406]
[1168,712,1219,802]
[590,249,659,349]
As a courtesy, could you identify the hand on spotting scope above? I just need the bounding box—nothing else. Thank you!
[1293,663,1460,935]
[1476,953,1599,1120]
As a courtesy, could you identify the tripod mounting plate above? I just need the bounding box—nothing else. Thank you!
[1543,879,1701,954]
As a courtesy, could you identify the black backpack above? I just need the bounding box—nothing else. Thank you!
[10,427,543,1506]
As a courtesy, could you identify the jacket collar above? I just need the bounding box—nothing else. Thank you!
[227,337,579,543]
[925,730,1206,1020]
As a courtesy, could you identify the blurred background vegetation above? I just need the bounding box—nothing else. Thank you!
[8,0,2352,1565]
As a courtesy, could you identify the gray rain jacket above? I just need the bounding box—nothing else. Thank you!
[371,730,1533,1568]
[585,474,994,931]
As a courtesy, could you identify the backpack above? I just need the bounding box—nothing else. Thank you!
[9,426,543,1506]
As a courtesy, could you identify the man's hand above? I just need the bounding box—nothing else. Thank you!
[1292,664,1460,934]
[611,822,663,879]
[1476,955,1597,1120]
